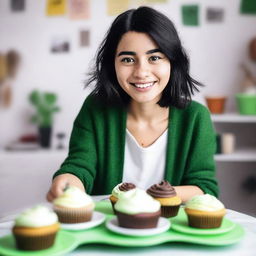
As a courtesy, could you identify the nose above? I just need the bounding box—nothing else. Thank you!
[132,61,150,79]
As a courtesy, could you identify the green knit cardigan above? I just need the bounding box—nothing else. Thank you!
[54,95,219,196]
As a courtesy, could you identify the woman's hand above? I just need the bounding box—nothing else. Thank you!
[173,185,204,203]
[46,173,85,202]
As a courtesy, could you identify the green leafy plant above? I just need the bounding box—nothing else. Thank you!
[29,90,60,127]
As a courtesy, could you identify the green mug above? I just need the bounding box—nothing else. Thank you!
[236,93,256,115]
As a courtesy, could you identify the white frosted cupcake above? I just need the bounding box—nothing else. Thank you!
[12,205,59,251]
[109,183,136,213]
[114,188,161,229]
[184,194,226,228]
[53,186,95,223]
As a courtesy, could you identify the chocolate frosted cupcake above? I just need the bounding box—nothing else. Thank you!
[184,194,226,229]
[109,182,136,214]
[147,181,182,218]
[12,205,59,251]
[53,186,95,223]
[114,188,161,229]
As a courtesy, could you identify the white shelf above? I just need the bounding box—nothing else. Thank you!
[0,149,67,158]
[211,113,256,123]
[215,149,256,162]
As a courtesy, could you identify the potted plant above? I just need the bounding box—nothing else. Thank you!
[29,90,60,148]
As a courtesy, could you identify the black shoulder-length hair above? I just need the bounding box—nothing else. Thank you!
[86,6,202,108]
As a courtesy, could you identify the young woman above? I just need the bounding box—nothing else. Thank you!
[47,6,218,203]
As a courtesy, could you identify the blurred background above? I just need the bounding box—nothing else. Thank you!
[0,0,256,217]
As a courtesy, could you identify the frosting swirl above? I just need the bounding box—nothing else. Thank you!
[112,183,136,198]
[115,188,160,214]
[147,180,176,198]
[185,194,225,212]
[53,186,94,208]
[15,205,58,227]
[119,183,136,191]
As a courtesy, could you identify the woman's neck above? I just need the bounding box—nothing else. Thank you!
[128,100,169,124]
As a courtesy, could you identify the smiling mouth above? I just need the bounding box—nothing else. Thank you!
[130,82,156,89]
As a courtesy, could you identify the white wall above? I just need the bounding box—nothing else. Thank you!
[0,0,255,148]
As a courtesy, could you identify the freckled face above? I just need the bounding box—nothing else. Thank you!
[115,31,171,105]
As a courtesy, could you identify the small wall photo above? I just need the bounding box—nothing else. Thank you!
[50,36,70,53]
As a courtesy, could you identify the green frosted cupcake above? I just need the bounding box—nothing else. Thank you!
[184,194,226,229]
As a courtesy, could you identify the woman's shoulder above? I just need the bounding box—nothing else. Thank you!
[80,93,126,115]
[174,100,211,119]
[80,93,109,112]
[187,100,209,113]
[82,93,102,108]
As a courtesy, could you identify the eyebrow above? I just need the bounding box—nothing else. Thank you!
[117,48,162,57]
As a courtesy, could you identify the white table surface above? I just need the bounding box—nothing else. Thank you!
[0,196,256,256]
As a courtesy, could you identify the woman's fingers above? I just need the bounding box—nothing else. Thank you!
[46,190,55,202]
[46,173,85,202]
[46,175,67,202]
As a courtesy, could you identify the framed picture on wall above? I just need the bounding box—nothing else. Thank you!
[80,30,90,47]
[50,36,70,53]
[11,0,25,11]
[206,8,224,22]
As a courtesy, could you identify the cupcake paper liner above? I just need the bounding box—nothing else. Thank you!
[186,214,224,228]
[14,232,57,251]
[116,210,161,229]
[185,208,225,229]
[54,204,94,223]
[161,205,180,218]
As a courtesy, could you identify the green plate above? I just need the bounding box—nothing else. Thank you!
[0,231,78,256]
[171,208,236,235]
[0,201,245,256]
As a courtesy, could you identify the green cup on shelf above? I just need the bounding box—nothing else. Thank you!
[236,93,256,115]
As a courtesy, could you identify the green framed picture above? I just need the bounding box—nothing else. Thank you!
[181,5,199,26]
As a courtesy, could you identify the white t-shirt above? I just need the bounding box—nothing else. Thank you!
[122,129,168,189]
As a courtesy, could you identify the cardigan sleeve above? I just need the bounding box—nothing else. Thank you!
[182,105,219,197]
[53,97,97,194]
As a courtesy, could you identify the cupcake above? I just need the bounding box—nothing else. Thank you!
[114,188,161,229]
[53,186,95,223]
[147,181,182,218]
[109,182,136,214]
[184,194,226,229]
[12,205,59,251]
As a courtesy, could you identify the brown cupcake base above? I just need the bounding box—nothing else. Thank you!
[12,223,59,251]
[185,208,226,229]
[116,210,161,229]
[54,204,94,223]
[161,205,180,218]
[186,215,223,229]
[14,232,57,251]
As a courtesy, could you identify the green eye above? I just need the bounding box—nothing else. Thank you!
[121,57,134,63]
